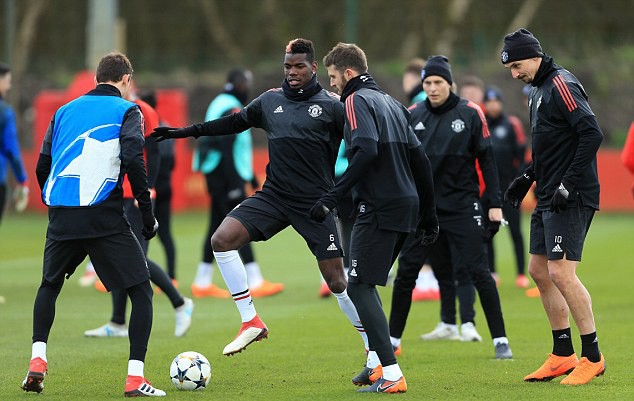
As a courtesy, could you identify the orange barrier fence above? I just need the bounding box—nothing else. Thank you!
[21,71,634,213]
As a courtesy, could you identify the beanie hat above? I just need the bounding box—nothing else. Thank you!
[421,55,452,85]
[484,86,503,102]
[500,28,543,64]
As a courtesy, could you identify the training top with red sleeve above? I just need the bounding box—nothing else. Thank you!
[122,98,160,199]
[410,92,501,213]
[523,56,602,210]
[322,74,427,233]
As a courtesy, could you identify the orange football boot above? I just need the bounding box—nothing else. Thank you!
[21,357,48,393]
[524,354,579,382]
[560,354,606,385]
[191,284,230,298]
[249,280,284,298]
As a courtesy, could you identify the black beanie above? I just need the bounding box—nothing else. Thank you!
[501,28,543,64]
[421,55,452,85]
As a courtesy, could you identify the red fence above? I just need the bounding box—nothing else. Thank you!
[21,72,634,213]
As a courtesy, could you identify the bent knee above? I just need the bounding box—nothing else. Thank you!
[327,277,347,294]
[210,232,228,252]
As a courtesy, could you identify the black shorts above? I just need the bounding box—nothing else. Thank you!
[43,229,150,291]
[347,203,407,286]
[529,203,595,261]
[228,190,344,261]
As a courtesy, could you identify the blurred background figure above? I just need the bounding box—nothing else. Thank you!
[483,86,529,289]
[459,75,501,285]
[458,75,486,107]
[84,84,194,338]
[318,141,353,298]
[398,57,439,302]
[402,57,428,105]
[191,68,283,299]
[622,120,634,199]
[0,62,29,305]
[0,62,29,225]
[139,89,178,284]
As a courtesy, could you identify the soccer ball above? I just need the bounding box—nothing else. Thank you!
[170,351,212,391]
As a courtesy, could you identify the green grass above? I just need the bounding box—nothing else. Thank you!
[1,211,633,400]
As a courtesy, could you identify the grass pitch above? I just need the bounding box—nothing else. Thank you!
[1,211,633,400]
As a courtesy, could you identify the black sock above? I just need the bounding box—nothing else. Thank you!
[580,332,601,362]
[552,328,574,356]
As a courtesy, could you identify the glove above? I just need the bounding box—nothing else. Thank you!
[13,183,29,212]
[309,200,331,222]
[141,214,159,241]
[504,172,534,209]
[550,183,570,213]
[482,221,500,242]
[416,215,439,246]
[151,126,198,142]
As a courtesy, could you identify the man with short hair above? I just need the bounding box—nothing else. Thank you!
[24,52,165,397]
[482,86,529,288]
[501,28,605,385]
[403,55,513,359]
[314,42,438,393]
[84,87,194,339]
[152,38,369,359]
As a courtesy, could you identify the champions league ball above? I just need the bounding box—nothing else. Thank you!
[170,351,212,391]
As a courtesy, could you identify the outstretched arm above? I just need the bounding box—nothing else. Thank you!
[152,106,255,141]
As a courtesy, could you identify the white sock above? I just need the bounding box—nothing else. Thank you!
[128,359,144,377]
[85,260,95,274]
[382,363,403,381]
[245,262,264,288]
[194,262,212,287]
[390,336,401,348]
[31,341,47,362]
[333,289,369,350]
[366,350,381,369]
[493,336,509,346]
[214,250,256,322]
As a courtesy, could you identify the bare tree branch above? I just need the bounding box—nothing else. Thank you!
[435,0,473,57]
[505,0,545,35]
[198,0,241,63]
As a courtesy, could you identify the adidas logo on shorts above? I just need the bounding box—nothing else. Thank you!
[327,243,338,251]
[552,244,563,253]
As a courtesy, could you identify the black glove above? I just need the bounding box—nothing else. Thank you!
[504,172,534,209]
[151,126,198,142]
[416,215,440,246]
[141,214,159,241]
[482,221,501,242]
[550,183,570,213]
[309,200,331,222]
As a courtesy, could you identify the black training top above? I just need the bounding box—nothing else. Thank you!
[410,92,501,213]
[487,112,526,189]
[524,56,602,210]
[324,74,426,233]
[191,86,344,208]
